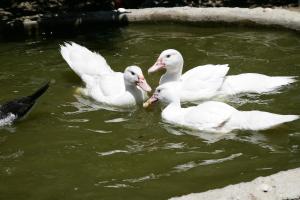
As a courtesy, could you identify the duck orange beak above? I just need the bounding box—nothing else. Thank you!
[148,58,165,74]
[143,94,158,108]
[136,75,152,92]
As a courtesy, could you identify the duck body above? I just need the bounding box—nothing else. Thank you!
[162,101,298,133]
[60,42,151,109]
[79,72,144,109]
[149,49,296,103]
[145,83,298,133]
[0,82,49,125]
[220,73,296,95]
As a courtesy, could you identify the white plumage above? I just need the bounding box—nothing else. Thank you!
[60,42,151,109]
[145,83,298,133]
[148,49,296,102]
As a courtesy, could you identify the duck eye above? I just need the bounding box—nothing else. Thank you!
[157,89,161,93]
[166,54,171,58]
[130,71,135,75]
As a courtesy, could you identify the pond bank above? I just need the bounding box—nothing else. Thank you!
[1,7,300,36]
[170,167,300,200]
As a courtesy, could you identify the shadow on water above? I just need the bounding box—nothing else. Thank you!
[0,11,129,42]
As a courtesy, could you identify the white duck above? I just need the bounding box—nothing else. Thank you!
[144,83,299,133]
[60,42,151,109]
[148,49,296,102]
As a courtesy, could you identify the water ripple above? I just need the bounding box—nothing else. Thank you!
[0,150,24,160]
[58,118,89,123]
[62,95,102,115]
[162,123,236,143]
[96,150,129,156]
[63,95,134,114]
[105,118,129,123]
[173,153,243,173]
[215,93,274,107]
[95,153,242,188]
[86,129,112,134]
[104,183,133,188]
[163,142,185,150]
[96,139,189,157]
[124,173,157,183]
[176,149,224,155]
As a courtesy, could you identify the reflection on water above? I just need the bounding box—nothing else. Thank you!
[164,125,237,143]
[0,24,300,200]
[63,95,117,114]
[162,121,277,152]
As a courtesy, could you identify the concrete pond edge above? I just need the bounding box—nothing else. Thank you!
[126,7,300,31]
[1,7,300,35]
[170,167,300,200]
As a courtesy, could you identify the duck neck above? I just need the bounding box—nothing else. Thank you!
[160,64,183,85]
[125,81,136,92]
[124,78,143,101]
[162,101,181,120]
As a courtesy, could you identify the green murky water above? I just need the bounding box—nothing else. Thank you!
[0,24,300,199]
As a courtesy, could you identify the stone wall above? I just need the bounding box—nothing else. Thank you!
[0,0,299,36]
[0,0,299,21]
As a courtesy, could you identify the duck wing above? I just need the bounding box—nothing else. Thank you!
[82,72,125,97]
[184,101,235,131]
[60,42,114,80]
[180,64,229,101]
[61,42,126,97]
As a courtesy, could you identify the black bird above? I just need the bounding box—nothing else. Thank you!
[0,82,50,125]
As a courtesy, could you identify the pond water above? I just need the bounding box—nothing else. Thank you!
[0,24,300,200]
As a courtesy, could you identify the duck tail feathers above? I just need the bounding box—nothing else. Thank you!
[238,111,299,131]
[29,81,50,101]
[271,76,297,87]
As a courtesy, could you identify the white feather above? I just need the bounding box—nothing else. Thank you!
[221,73,297,95]
[150,49,296,103]
[60,42,148,109]
[156,84,298,133]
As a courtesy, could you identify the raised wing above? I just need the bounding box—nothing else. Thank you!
[60,42,114,80]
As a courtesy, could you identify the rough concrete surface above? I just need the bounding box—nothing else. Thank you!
[170,167,300,200]
[125,7,300,31]
[2,7,300,35]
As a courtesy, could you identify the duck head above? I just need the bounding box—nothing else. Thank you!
[143,83,180,107]
[148,49,184,74]
[124,66,152,92]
